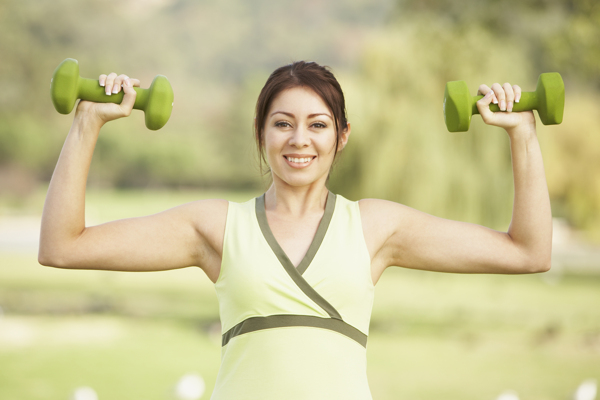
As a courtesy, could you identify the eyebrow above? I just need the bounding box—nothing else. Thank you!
[269,111,332,120]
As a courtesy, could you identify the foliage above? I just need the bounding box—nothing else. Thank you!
[1,0,600,239]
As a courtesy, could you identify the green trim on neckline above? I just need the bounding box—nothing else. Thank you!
[255,191,341,320]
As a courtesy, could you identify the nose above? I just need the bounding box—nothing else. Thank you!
[289,126,311,148]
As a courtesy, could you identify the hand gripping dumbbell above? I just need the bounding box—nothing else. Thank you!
[50,58,174,130]
[443,72,565,132]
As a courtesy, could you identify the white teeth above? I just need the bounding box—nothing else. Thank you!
[287,157,311,163]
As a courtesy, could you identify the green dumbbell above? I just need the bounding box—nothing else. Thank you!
[443,72,565,132]
[50,58,174,130]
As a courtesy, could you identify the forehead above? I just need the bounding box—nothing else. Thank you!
[268,86,330,117]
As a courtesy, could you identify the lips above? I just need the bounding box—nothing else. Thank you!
[283,155,316,169]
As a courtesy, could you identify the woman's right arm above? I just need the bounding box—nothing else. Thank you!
[38,74,227,278]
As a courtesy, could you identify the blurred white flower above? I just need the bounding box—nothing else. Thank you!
[175,373,205,400]
[496,390,519,400]
[575,379,597,400]
[71,386,98,400]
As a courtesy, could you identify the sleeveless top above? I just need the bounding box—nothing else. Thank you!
[211,191,375,399]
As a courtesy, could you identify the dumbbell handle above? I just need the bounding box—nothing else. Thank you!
[76,77,155,110]
[471,92,537,115]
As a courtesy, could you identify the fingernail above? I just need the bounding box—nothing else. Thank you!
[493,97,498,104]
[106,89,111,96]
[486,91,493,98]
[507,101,513,112]
[125,79,132,87]
[500,100,506,111]
[99,80,105,87]
[515,95,520,103]
[112,84,119,94]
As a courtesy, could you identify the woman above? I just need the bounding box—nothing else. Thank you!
[39,61,552,399]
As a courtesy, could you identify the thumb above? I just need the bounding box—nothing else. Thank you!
[476,91,496,126]
[119,79,137,115]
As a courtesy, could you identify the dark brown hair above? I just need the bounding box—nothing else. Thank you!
[254,61,349,178]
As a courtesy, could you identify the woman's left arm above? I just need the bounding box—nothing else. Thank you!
[361,81,552,275]
[479,82,552,272]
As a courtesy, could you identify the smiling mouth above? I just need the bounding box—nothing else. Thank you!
[283,155,317,168]
[284,155,317,163]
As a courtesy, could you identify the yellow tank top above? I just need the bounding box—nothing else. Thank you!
[211,191,375,399]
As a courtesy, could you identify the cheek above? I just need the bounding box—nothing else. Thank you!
[264,134,283,159]
[320,134,338,155]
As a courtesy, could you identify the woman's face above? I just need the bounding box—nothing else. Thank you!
[263,86,350,189]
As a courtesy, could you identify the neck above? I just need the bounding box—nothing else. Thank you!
[264,178,330,217]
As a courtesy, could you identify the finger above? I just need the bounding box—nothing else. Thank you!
[99,74,107,87]
[476,84,497,106]
[476,84,491,96]
[112,74,129,94]
[105,72,117,96]
[479,84,499,104]
[503,82,515,112]
[513,85,522,104]
[491,83,505,111]
[476,90,496,125]
[119,78,137,116]
[129,78,141,87]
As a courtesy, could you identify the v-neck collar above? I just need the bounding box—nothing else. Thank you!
[255,190,337,276]
[255,190,341,320]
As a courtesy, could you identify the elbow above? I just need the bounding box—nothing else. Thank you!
[38,248,52,267]
[38,249,68,268]
[532,262,551,274]
[523,256,552,274]
[38,253,56,267]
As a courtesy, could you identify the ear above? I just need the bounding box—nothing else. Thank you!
[337,122,351,152]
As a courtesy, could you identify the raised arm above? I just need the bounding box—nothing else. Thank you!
[38,73,227,281]
[361,81,552,280]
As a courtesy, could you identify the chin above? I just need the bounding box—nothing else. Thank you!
[273,172,320,187]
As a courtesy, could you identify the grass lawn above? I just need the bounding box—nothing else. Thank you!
[1,188,599,399]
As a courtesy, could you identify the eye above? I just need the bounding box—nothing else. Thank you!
[312,122,327,129]
[275,121,291,128]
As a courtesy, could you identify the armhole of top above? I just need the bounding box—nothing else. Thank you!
[215,200,233,285]
[354,199,375,289]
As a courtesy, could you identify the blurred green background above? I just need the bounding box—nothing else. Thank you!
[1,0,599,399]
